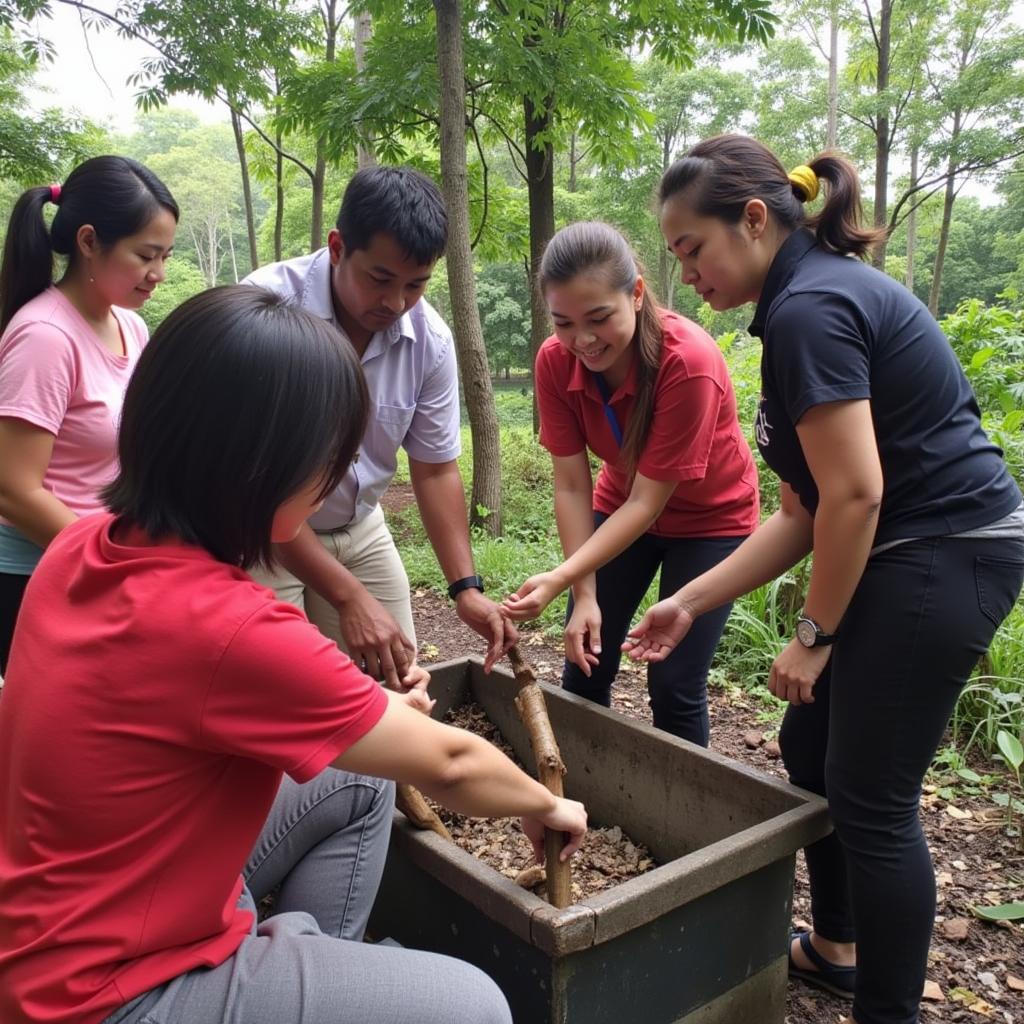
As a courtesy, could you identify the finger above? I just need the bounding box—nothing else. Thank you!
[502,617,519,649]
[587,620,602,657]
[566,629,591,677]
[377,646,400,691]
[560,828,585,860]
[641,644,669,664]
[391,636,413,675]
[483,615,503,673]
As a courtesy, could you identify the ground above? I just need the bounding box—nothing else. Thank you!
[410,588,1024,1024]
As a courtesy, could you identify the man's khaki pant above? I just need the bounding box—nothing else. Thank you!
[249,504,416,652]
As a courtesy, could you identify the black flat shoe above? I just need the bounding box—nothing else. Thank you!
[788,930,856,1000]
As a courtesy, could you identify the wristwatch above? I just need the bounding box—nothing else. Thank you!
[447,574,485,600]
[795,616,839,648]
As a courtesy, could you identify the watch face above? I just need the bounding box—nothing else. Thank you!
[796,619,817,647]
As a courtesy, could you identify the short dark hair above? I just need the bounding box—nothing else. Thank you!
[104,286,368,569]
[335,165,447,264]
[0,155,179,333]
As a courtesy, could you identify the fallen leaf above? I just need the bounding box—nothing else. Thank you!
[922,980,945,1001]
[946,804,973,820]
[936,871,954,886]
[941,917,970,940]
[952,859,968,870]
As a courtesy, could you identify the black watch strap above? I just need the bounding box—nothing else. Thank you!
[796,615,839,648]
[447,574,485,600]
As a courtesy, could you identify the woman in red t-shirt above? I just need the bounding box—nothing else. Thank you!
[0,286,586,1024]
[504,221,758,745]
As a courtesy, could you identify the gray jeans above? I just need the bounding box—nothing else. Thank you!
[103,769,511,1024]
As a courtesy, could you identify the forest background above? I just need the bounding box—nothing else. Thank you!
[1,0,1023,827]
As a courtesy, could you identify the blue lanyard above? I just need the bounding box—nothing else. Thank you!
[593,372,624,448]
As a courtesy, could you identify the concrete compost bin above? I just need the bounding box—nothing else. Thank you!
[368,657,831,1024]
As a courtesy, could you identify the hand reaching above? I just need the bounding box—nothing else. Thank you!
[621,595,695,662]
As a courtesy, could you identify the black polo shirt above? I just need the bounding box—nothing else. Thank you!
[749,230,1021,545]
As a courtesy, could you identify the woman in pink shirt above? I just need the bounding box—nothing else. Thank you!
[0,156,178,671]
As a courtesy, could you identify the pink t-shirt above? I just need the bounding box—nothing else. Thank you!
[0,286,148,522]
[0,514,388,1024]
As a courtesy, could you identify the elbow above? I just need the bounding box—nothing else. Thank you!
[423,731,477,794]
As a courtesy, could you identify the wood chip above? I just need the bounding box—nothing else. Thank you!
[941,917,970,941]
[1007,974,1024,992]
[922,980,945,1002]
[946,804,972,820]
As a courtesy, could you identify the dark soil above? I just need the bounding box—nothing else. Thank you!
[411,589,1024,1024]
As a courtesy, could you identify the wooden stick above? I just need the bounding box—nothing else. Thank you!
[395,782,453,841]
[508,644,572,908]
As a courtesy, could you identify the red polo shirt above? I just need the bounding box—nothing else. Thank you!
[0,515,388,1024]
[536,311,759,537]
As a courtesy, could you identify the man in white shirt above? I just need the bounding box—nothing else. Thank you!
[245,166,515,687]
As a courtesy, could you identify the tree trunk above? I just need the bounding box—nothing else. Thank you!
[567,130,577,192]
[827,2,839,149]
[353,9,377,169]
[928,111,962,317]
[310,0,340,251]
[274,125,284,262]
[872,0,893,269]
[905,143,918,291]
[230,108,259,272]
[525,93,555,435]
[657,132,672,301]
[434,0,503,536]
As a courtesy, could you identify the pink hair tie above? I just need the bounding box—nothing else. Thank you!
[48,184,61,205]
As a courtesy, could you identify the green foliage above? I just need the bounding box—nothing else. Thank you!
[137,256,207,330]
[0,27,101,182]
[940,297,1024,480]
[476,262,530,376]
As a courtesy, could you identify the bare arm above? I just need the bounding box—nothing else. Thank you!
[409,456,517,671]
[793,399,883,632]
[334,692,587,860]
[624,484,812,661]
[520,468,676,610]
[0,418,76,548]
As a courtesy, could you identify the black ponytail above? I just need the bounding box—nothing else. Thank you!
[658,134,884,260]
[0,156,178,333]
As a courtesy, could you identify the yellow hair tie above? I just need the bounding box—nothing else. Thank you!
[788,165,819,202]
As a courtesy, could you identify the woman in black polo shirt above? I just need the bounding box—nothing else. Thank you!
[624,134,1024,1024]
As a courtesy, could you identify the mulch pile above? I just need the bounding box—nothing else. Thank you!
[429,700,657,902]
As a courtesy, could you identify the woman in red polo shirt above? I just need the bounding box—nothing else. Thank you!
[504,221,758,745]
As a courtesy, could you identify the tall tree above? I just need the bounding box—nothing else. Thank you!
[433,0,502,534]
[922,0,1024,314]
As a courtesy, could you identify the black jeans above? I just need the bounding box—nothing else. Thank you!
[562,514,746,746]
[0,571,30,675]
[780,535,1024,1024]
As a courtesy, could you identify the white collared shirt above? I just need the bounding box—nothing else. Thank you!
[244,248,461,529]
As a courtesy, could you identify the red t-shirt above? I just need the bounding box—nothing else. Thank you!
[536,311,759,537]
[0,515,388,1024]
